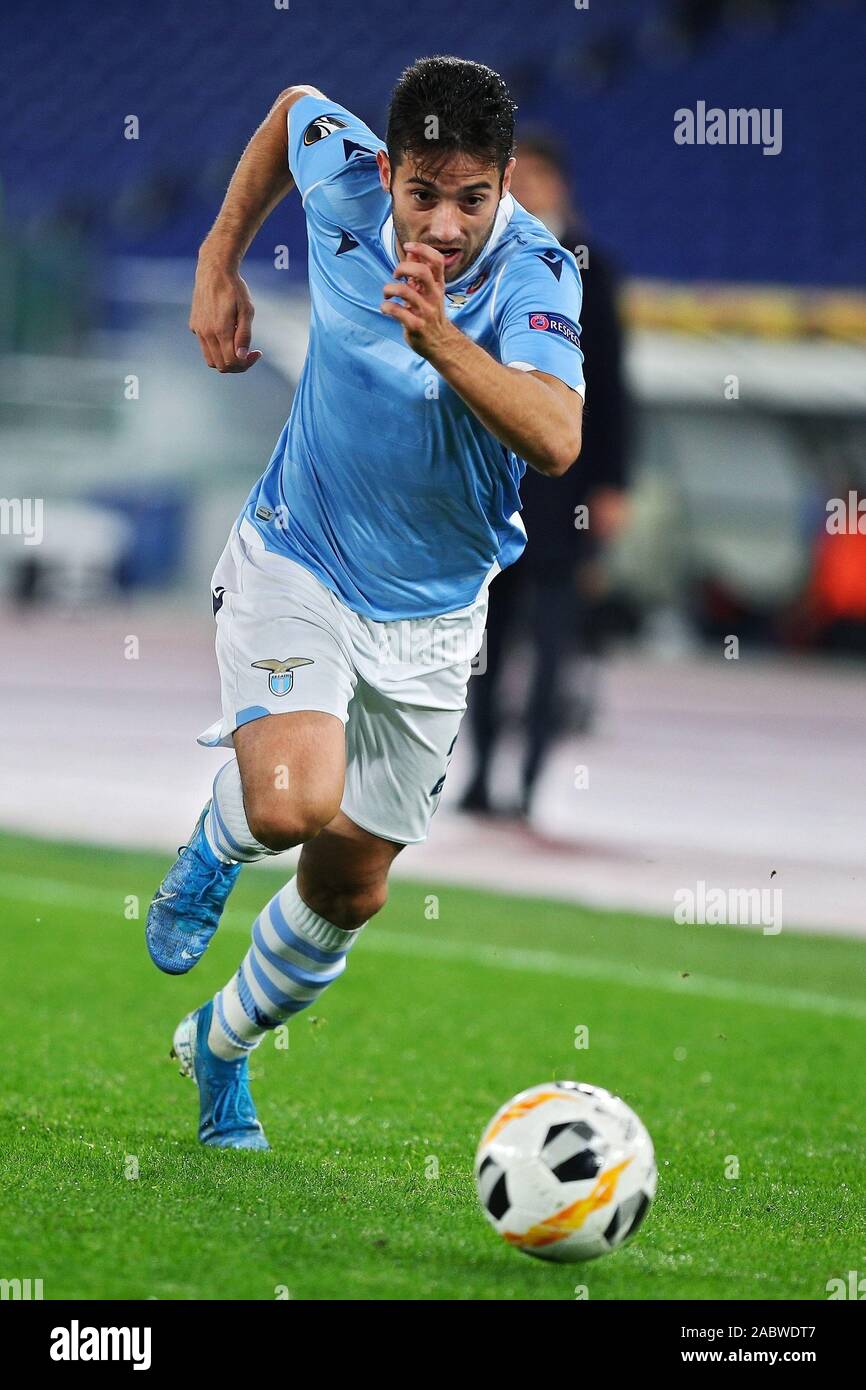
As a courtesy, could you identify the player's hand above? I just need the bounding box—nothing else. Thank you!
[380,242,458,360]
[189,252,263,373]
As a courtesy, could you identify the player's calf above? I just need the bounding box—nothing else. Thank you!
[169,820,400,1151]
[205,875,368,1064]
[296,810,401,929]
[169,870,367,1152]
[297,876,389,931]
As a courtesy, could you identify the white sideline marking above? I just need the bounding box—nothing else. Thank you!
[2,870,866,1022]
[360,930,866,1022]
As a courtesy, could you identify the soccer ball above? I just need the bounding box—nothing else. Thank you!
[475,1080,657,1262]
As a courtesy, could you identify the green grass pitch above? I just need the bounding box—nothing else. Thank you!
[1,830,864,1301]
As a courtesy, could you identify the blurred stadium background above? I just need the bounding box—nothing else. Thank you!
[1,0,865,932]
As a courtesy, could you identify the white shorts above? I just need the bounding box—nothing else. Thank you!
[197,520,492,844]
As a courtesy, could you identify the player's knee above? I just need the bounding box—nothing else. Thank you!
[248,797,338,852]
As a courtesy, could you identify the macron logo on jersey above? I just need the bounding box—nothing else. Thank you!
[528,312,581,349]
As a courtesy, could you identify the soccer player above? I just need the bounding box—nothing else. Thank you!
[146,56,585,1149]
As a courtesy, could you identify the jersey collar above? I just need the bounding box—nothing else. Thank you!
[379,194,515,290]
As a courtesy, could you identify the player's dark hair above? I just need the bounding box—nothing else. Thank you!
[386,56,517,182]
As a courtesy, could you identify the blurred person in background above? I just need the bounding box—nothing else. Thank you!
[793,475,866,656]
[459,130,630,820]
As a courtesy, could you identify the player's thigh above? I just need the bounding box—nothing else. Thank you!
[233,710,346,843]
[341,680,465,846]
[297,809,404,923]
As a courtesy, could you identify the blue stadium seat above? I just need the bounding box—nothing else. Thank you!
[0,0,861,285]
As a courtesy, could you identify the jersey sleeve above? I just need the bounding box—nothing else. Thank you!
[495,248,586,396]
[287,95,386,230]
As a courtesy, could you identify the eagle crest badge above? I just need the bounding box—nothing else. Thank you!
[251,657,315,697]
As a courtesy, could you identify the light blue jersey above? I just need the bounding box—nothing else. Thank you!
[241,95,585,621]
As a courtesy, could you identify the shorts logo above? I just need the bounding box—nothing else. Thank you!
[429,732,459,798]
[251,657,315,697]
[528,311,581,349]
[303,115,348,146]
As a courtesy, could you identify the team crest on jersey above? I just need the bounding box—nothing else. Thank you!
[528,311,581,349]
[303,114,348,146]
[251,657,315,697]
[445,269,489,307]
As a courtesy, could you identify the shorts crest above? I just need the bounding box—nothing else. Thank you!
[251,657,315,697]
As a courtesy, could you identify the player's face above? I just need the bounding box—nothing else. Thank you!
[380,150,515,283]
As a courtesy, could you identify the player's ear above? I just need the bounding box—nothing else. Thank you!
[376,149,392,193]
[501,156,517,196]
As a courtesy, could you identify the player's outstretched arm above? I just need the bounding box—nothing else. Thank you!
[190,85,325,373]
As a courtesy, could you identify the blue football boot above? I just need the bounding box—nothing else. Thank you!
[145,802,241,974]
[171,1000,270,1151]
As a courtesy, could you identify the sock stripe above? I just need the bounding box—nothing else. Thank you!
[210,877,367,1056]
[236,964,263,1026]
[211,783,254,862]
[208,817,237,863]
[245,951,314,1017]
[281,875,362,951]
[268,893,351,964]
[214,991,256,1052]
[252,928,340,995]
[248,944,322,1005]
[256,915,347,988]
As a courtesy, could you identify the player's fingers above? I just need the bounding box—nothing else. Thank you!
[194,331,218,369]
[398,286,426,314]
[394,256,430,274]
[383,288,425,317]
[234,306,255,361]
[403,241,439,264]
[393,259,435,291]
[216,325,240,372]
[383,281,426,312]
[224,348,263,373]
[403,244,444,281]
[203,332,228,372]
[380,301,423,332]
